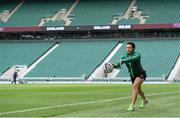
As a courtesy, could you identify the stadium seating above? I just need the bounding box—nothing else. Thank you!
[136,0,180,24]
[0,0,20,13]
[117,18,139,24]
[26,41,117,77]
[110,39,180,78]
[1,0,179,26]
[1,39,179,81]
[43,20,65,26]
[0,22,5,27]
[0,0,21,27]
[3,0,74,26]
[70,0,131,26]
[0,42,54,73]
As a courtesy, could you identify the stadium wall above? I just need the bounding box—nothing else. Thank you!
[0,23,180,40]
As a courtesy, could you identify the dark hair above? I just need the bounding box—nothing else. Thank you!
[127,42,135,49]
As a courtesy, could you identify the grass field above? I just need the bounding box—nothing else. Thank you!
[0,83,180,117]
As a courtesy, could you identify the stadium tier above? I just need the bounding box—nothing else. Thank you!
[70,0,131,26]
[110,39,180,78]
[0,42,54,73]
[1,0,74,26]
[0,0,21,27]
[117,18,139,24]
[26,41,117,77]
[43,20,65,26]
[0,0,180,26]
[0,22,5,27]
[0,0,21,13]
[136,0,180,24]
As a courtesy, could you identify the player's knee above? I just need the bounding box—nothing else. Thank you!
[132,84,139,91]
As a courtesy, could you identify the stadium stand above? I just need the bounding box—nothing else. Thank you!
[0,0,21,26]
[26,41,117,77]
[136,0,180,24]
[110,39,180,79]
[0,0,179,83]
[43,20,65,26]
[0,42,54,73]
[0,22,4,27]
[117,18,139,24]
[1,0,179,26]
[70,0,131,26]
[3,0,74,26]
[0,0,21,13]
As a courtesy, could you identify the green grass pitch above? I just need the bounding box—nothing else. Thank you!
[0,84,180,117]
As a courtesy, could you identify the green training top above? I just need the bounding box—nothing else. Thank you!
[113,51,146,78]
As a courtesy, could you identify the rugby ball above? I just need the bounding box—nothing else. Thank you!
[104,63,113,73]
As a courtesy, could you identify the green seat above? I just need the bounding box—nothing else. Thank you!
[0,0,21,13]
[70,0,131,26]
[0,42,54,73]
[3,0,74,26]
[43,20,65,26]
[27,41,117,77]
[136,0,180,24]
[0,0,21,26]
[0,22,5,27]
[117,18,139,24]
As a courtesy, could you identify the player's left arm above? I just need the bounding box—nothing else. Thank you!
[112,55,127,68]
[112,62,120,68]
[121,52,141,64]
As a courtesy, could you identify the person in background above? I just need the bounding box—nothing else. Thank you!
[12,71,18,84]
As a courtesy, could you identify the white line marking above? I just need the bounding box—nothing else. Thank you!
[1,90,180,116]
